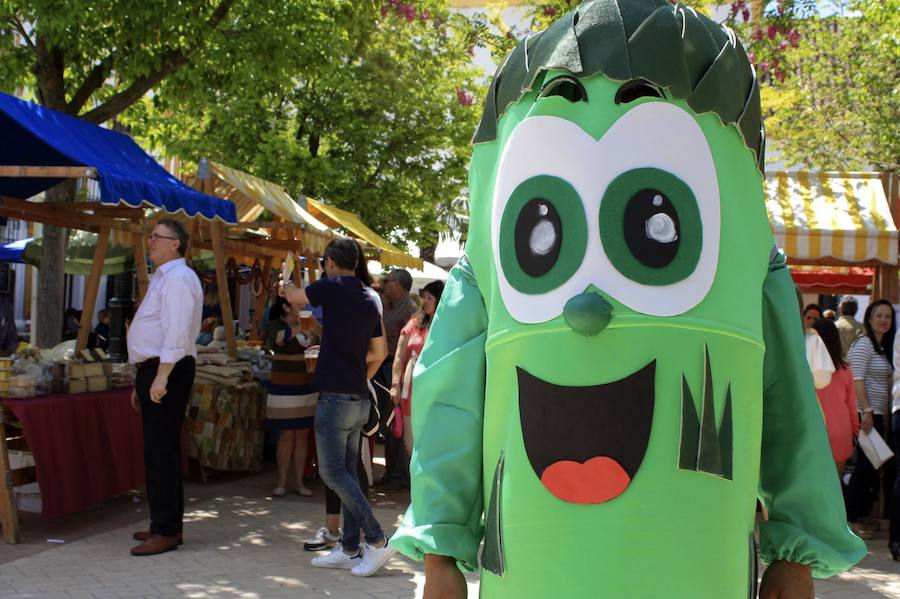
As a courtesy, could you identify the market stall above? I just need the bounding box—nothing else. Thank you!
[187,380,267,477]
[765,171,898,300]
[0,91,243,542]
[2,388,142,519]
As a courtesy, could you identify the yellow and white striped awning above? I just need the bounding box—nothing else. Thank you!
[208,161,335,255]
[765,171,897,265]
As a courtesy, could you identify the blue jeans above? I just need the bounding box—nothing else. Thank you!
[315,392,384,552]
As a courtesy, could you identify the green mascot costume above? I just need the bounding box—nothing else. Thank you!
[390,1,866,597]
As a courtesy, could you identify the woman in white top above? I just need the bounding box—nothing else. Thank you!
[846,299,895,527]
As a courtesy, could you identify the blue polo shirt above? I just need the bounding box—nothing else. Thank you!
[305,275,382,397]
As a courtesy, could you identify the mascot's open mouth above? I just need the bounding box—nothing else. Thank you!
[517,362,655,504]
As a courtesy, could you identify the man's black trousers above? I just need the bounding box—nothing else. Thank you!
[136,356,195,537]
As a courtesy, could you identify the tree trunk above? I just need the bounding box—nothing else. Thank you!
[419,242,436,265]
[35,181,72,348]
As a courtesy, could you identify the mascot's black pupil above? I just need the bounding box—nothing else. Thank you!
[623,189,680,268]
[515,198,562,277]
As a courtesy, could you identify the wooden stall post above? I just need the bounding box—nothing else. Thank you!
[873,266,899,304]
[0,409,21,544]
[23,222,33,320]
[250,256,273,342]
[210,221,237,358]
[76,228,110,352]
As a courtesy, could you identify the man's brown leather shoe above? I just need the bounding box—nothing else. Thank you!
[130,534,179,556]
[132,530,183,545]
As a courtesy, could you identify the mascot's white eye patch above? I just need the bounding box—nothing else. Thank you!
[646,213,677,243]
[492,102,720,322]
[530,219,557,255]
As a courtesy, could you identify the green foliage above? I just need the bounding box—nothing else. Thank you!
[497,1,897,170]
[125,1,483,251]
[0,0,484,251]
[740,0,899,169]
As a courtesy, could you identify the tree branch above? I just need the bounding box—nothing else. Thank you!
[6,15,36,52]
[67,55,115,114]
[79,0,236,124]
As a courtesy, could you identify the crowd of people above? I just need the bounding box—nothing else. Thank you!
[121,218,897,576]
[123,223,446,574]
[271,237,444,576]
[803,297,900,561]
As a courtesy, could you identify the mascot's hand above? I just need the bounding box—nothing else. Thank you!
[759,560,813,599]
[424,554,467,599]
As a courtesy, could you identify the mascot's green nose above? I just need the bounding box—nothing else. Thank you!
[563,291,613,336]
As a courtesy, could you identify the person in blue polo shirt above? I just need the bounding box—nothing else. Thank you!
[281,237,395,577]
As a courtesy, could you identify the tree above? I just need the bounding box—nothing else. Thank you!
[124,0,484,256]
[733,0,898,170]
[0,0,255,346]
[0,1,481,343]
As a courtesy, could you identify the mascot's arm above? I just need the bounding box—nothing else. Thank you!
[759,249,866,577]
[390,255,489,571]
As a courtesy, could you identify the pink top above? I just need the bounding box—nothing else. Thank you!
[398,317,429,417]
[814,366,859,463]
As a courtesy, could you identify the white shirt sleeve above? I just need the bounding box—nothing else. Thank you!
[159,270,201,364]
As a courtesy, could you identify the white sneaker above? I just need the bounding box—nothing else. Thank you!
[310,545,362,570]
[350,540,397,577]
[304,526,341,551]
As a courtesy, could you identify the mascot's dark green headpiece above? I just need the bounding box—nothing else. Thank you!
[474,0,764,170]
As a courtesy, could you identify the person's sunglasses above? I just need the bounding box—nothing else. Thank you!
[149,233,178,242]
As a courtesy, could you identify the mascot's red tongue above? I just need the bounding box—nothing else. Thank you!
[541,456,631,504]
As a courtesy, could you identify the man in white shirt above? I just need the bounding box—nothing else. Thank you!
[127,219,202,556]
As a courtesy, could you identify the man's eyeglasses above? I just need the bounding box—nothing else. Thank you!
[319,256,327,269]
[148,233,178,242]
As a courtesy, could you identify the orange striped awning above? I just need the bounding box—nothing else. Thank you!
[765,171,897,265]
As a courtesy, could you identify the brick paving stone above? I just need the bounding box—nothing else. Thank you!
[0,468,896,598]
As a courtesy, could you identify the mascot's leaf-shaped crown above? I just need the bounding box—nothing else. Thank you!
[474,0,765,171]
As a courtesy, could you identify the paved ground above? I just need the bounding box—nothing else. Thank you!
[0,464,896,598]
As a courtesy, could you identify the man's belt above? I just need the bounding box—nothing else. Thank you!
[135,357,160,372]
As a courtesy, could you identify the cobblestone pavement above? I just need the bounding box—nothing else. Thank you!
[0,468,896,598]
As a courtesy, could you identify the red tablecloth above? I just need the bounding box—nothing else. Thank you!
[4,388,144,518]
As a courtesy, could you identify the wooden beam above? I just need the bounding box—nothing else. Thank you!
[0,206,98,233]
[0,166,96,179]
[0,196,142,235]
[210,220,237,358]
[228,221,305,230]
[226,238,303,251]
[0,408,21,544]
[70,204,145,218]
[250,256,273,342]
[191,238,287,260]
[76,228,110,352]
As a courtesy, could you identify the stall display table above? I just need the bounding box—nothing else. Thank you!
[186,381,266,475]
[3,388,144,520]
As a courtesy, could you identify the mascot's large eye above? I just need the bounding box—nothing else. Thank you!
[599,168,702,285]
[499,175,587,295]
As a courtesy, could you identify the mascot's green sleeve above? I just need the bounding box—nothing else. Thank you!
[391,1,865,597]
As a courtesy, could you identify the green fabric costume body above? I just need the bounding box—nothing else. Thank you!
[391,2,865,597]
